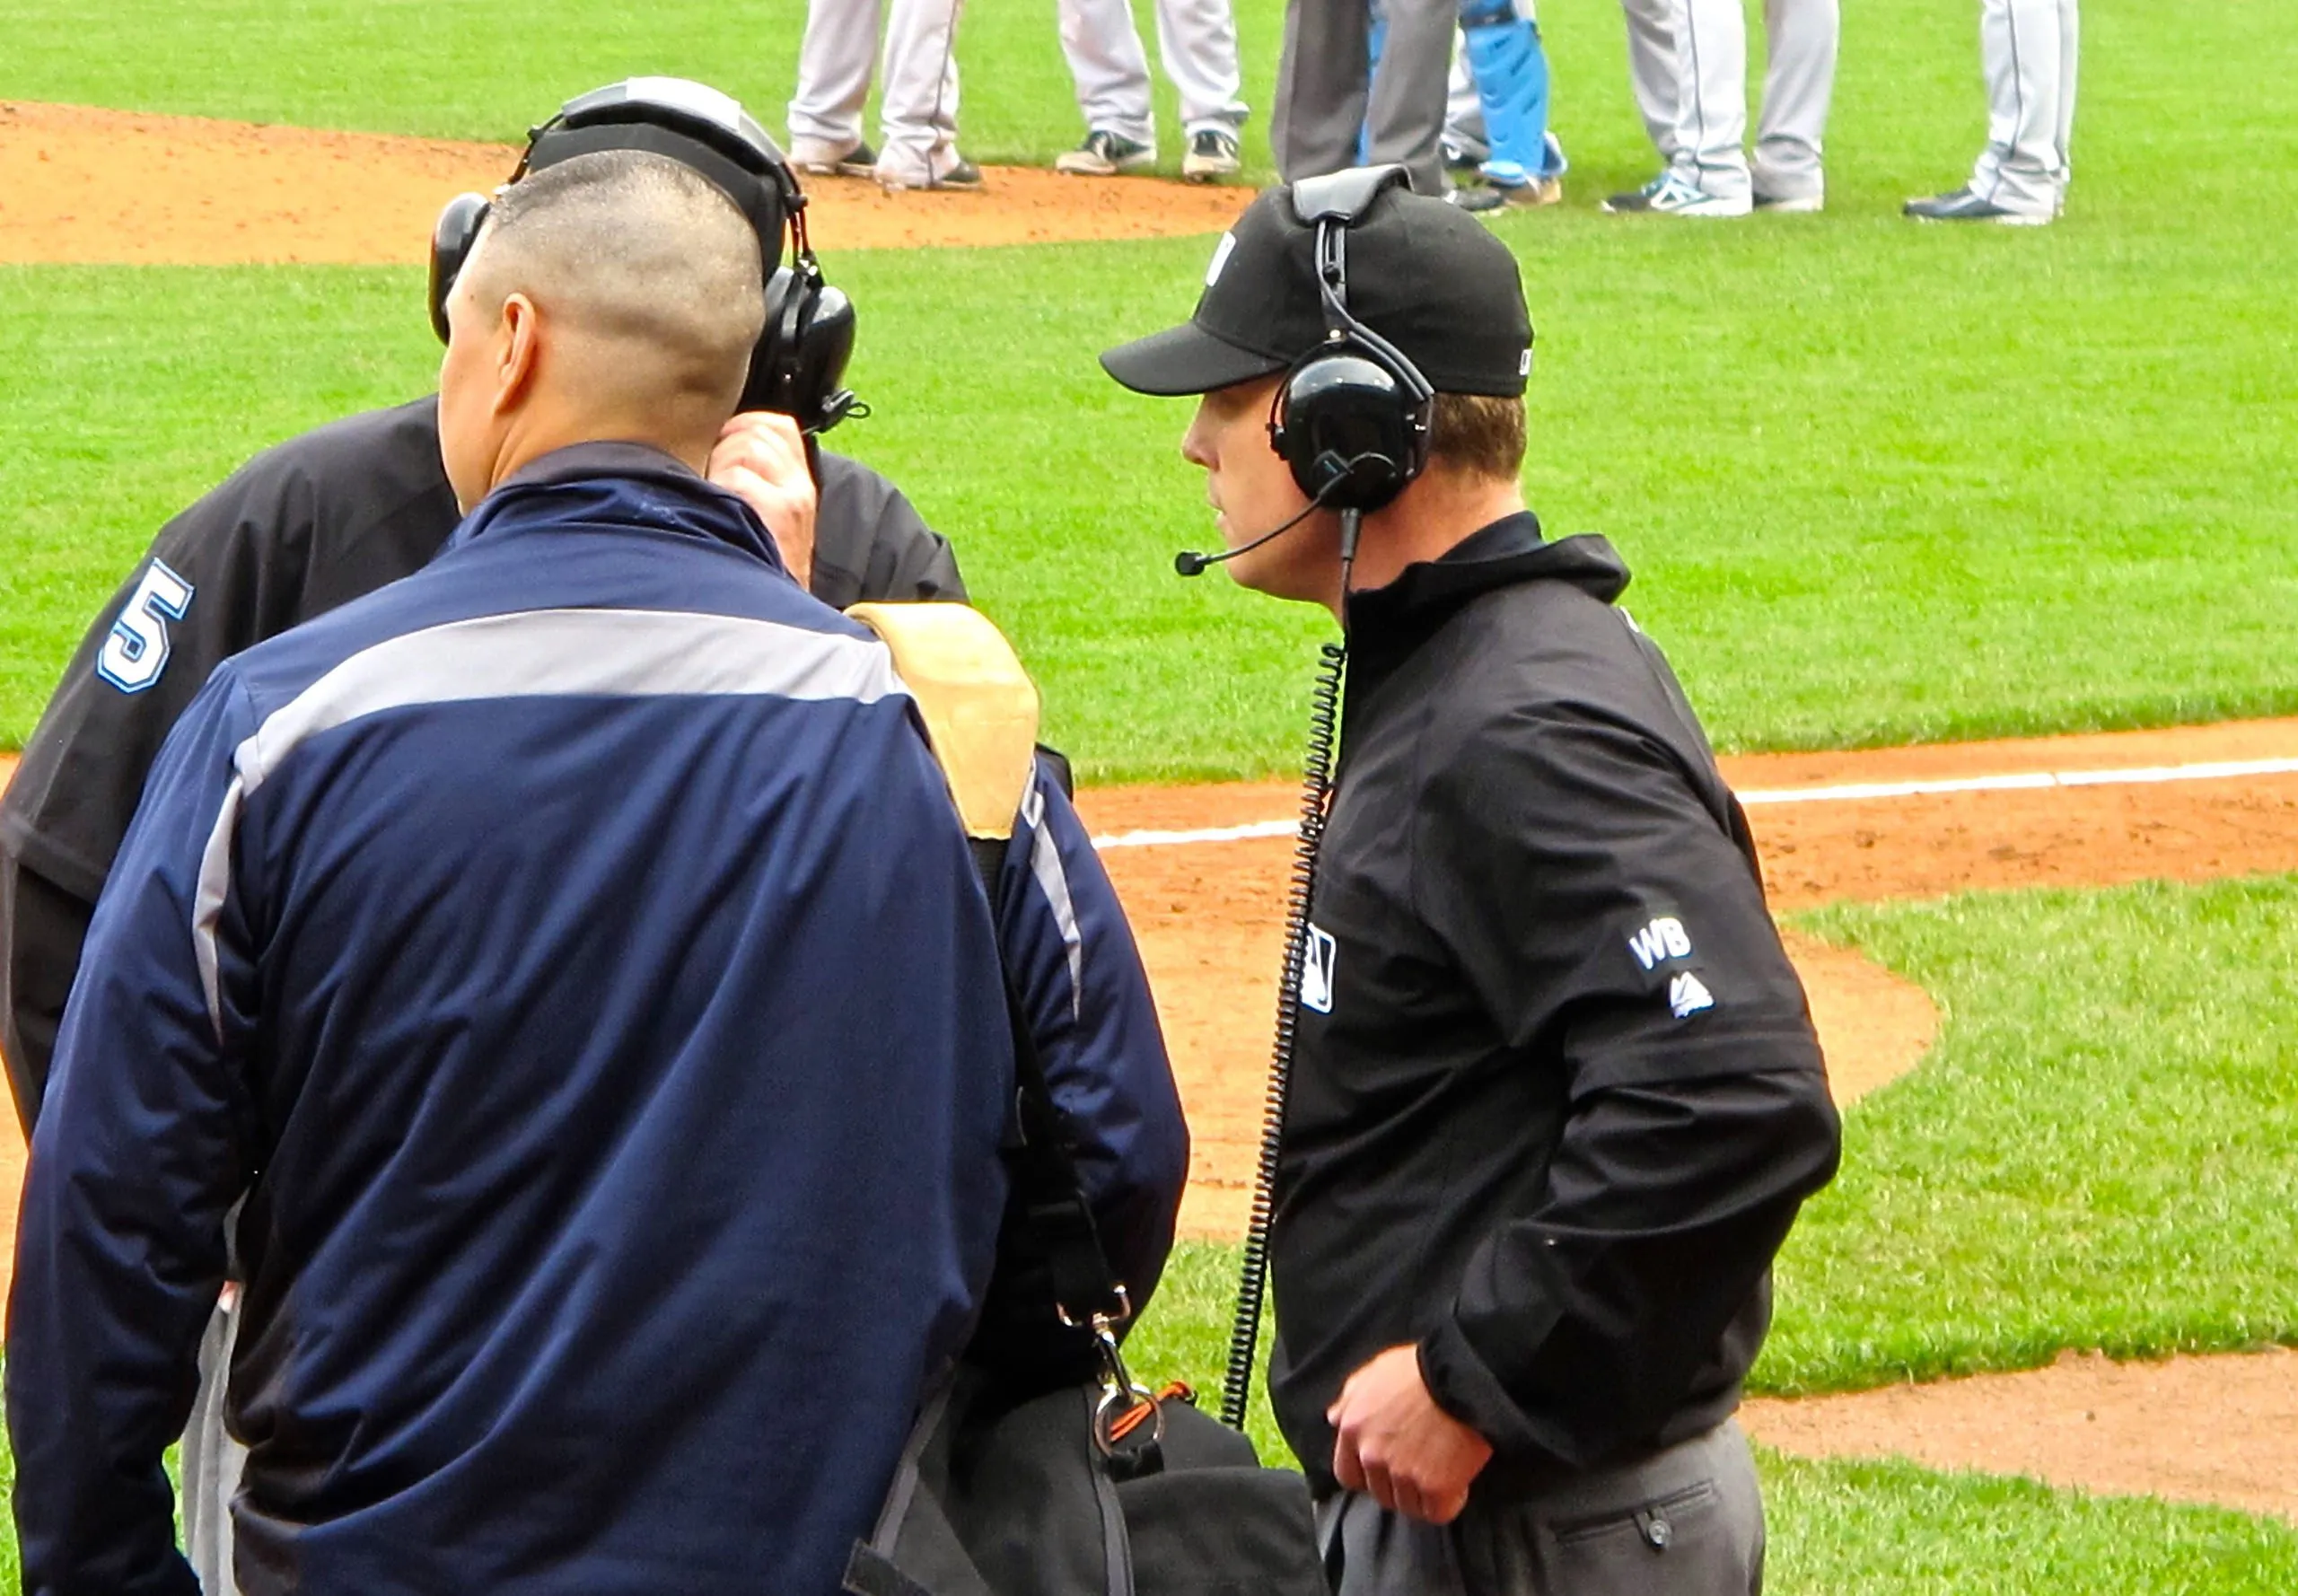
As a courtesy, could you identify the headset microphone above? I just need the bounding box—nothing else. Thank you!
[1174,460,1367,577]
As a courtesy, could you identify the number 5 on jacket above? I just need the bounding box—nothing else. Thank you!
[96,559,196,694]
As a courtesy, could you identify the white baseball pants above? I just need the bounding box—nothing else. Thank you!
[1617,0,1680,166]
[1969,0,2078,215]
[1635,0,1838,202]
[788,0,967,184]
[1059,0,1248,145]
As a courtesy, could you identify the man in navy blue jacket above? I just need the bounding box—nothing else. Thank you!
[7,146,1179,1595]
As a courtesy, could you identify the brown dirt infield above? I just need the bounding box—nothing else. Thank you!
[0,101,1251,265]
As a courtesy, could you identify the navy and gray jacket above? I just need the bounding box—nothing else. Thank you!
[5,445,1186,1595]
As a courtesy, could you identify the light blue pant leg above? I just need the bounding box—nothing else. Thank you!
[1458,0,1555,183]
[1356,0,1390,164]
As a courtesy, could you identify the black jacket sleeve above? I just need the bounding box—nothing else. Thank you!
[0,854,92,1130]
[0,399,457,1121]
[809,449,967,608]
[1410,711,1842,1468]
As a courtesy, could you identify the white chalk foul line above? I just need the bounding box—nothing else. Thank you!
[1089,756,2298,851]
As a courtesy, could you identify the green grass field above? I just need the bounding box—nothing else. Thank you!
[4,0,2297,776]
[6,0,2298,1590]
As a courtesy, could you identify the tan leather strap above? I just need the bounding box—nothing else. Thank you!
[846,602,1040,842]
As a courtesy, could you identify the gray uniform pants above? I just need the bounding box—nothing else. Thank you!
[1968,0,2077,215]
[1058,0,1249,145]
[1271,0,1456,195]
[787,0,967,185]
[1317,1419,1764,1596]
[1620,0,1838,202]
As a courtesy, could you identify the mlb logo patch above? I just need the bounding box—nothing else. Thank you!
[1300,924,1338,1013]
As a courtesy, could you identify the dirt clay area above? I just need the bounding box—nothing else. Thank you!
[0,100,1251,264]
[2,96,2295,1530]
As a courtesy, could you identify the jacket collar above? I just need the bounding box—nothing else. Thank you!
[1340,512,1632,700]
[448,441,788,574]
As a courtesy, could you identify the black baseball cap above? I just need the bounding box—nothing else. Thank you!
[1101,175,1533,399]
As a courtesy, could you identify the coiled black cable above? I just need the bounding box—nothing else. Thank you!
[1221,638,1347,1431]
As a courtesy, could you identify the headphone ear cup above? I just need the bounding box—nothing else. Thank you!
[790,284,857,426]
[742,266,858,432]
[1277,353,1425,512]
[428,193,492,346]
[745,265,804,415]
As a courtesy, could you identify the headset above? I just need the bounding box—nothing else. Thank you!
[1266,164,1434,514]
[427,77,862,434]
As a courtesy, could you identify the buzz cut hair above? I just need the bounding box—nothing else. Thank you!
[461,150,767,422]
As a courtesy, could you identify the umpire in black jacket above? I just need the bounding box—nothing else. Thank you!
[0,109,960,1129]
[1102,171,1841,1593]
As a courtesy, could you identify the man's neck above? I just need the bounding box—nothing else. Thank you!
[1330,470,1528,615]
[487,406,713,499]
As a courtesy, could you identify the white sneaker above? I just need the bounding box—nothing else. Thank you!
[1603,171,1751,218]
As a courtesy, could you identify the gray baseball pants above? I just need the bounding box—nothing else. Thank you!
[1059,0,1249,145]
[1316,1418,1765,1596]
[787,0,967,185]
[1968,0,2078,215]
[1271,0,1456,196]
[1627,0,1838,203]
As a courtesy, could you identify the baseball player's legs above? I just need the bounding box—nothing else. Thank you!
[1445,43,1490,162]
[1967,0,2071,216]
[1059,0,1160,146]
[1667,0,1751,201]
[1364,0,1457,195]
[1459,0,1560,187]
[1618,0,1681,167]
[1271,0,1372,182]
[1316,1418,1765,1594]
[1750,0,1838,203]
[1151,0,1250,137]
[876,0,966,188]
[789,0,885,157]
[2052,0,2078,205]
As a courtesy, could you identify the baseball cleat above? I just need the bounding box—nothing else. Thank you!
[1603,171,1750,217]
[1753,189,1824,213]
[1057,130,1156,177]
[792,138,878,179]
[1442,134,1490,177]
[1181,129,1242,182]
[879,156,985,194]
[1903,186,2051,224]
[1445,185,1508,214]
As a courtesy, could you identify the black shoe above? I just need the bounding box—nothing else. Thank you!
[935,159,985,191]
[795,138,878,179]
[1181,128,1241,182]
[1446,185,1507,214]
[1903,186,2050,225]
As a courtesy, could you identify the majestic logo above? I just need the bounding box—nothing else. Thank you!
[1669,972,1715,1019]
[1300,923,1338,1014]
[1627,916,1694,971]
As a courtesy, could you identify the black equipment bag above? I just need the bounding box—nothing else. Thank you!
[841,833,1325,1596]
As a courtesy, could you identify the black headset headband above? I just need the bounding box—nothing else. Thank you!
[1286,166,1434,408]
[1266,164,1434,513]
[428,79,861,432]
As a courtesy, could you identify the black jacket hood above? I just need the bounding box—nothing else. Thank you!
[1345,512,1631,693]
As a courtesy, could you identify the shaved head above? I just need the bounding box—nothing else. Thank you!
[462,150,765,426]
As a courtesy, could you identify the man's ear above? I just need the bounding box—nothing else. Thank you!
[495,292,543,417]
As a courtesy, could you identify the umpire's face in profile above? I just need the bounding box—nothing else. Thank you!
[1180,375,1344,607]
